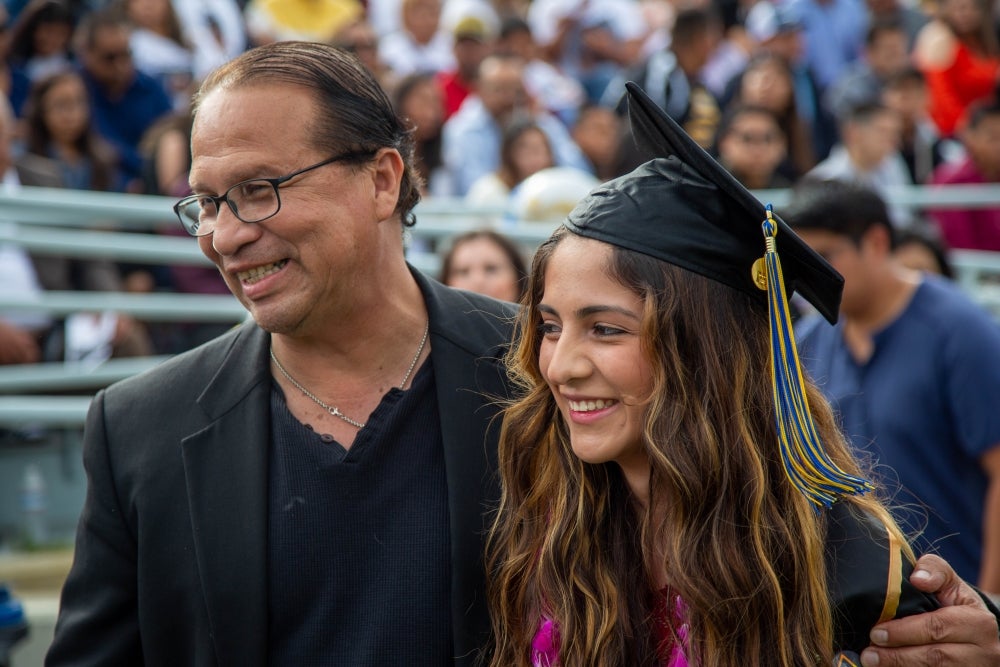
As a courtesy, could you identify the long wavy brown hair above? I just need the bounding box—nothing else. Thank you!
[486,227,910,666]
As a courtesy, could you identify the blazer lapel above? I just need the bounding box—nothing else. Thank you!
[415,271,515,665]
[181,324,272,667]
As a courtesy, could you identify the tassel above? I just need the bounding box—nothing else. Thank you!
[755,205,872,508]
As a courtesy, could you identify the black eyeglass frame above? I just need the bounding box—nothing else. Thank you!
[173,149,373,236]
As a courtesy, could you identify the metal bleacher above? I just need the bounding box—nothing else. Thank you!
[1,183,1000,428]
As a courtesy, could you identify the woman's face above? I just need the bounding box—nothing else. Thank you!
[42,76,90,145]
[537,235,653,492]
[510,128,553,183]
[400,79,443,141]
[445,236,522,302]
[740,61,793,112]
[942,0,983,36]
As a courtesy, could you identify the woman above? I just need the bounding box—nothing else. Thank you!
[486,83,937,666]
[392,72,445,196]
[913,0,1000,136]
[466,119,555,207]
[19,69,120,191]
[439,229,528,303]
[729,53,817,179]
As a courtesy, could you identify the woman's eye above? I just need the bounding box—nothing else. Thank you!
[594,325,625,336]
[539,322,560,336]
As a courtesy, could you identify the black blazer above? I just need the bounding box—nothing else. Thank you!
[47,272,517,667]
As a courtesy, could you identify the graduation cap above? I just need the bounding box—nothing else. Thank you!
[564,82,871,508]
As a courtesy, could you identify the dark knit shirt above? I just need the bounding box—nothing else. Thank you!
[266,360,452,665]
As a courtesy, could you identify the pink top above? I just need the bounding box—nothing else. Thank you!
[531,591,691,666]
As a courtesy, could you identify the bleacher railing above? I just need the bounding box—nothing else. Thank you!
[2,183,1000,426]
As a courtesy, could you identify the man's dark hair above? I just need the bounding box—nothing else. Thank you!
[782,178,896,247]
[884,65,925,90]
[72,7,129,54]
[965,100,1000,130]
[671,7,719,48]
[194,41,423,227]
[865,17,905,47]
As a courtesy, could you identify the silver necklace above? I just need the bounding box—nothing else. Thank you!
[270,321,429,430]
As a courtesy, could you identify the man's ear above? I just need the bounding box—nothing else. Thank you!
[371,148,404,222]
[861,223,893,257]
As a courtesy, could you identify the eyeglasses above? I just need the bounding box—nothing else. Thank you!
[95,48,132,64]
[173,150,372,236]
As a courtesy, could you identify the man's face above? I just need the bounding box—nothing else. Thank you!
[718,112,787,180]
[189,83,390,337]
[83,26,135,93]
[850,110,902,167]
[477,59,527,124]
[867,30,908,79]
[795,228,874,316]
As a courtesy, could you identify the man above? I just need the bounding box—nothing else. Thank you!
[46,42,1000,665]
[441,53,588,196]
[824,18,910,123]
[788,179,1000,599]
[929,101,1000,251]
[74,10,172,189]
[807,101,915,227]
[601,7,722,150]
[46,41,513,666]
[435,11,496,120]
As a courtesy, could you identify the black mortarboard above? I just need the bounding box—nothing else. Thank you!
[565,81,844,324]
[564,82,869,508]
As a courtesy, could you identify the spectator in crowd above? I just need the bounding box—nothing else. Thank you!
[894,227,955,278]
[714,103,792,189]
[15,69,152,361]
[439,229,527,303]
[392,71,446,196]
[928,101,1000,251]
[495,15,584,127]
[824,18,910,123]
[864,0,929,48]
[602,7,722,151]
[243,0,361,46]
[17,69,121,192]
[333,18,387,83]
[913,0,1000,137]
[727,53,817,179]
[807,102,915,227]
[378,0,455,78]
[117,0,196,111]
[526,0,647,102]
[0,94,47,365]
[73,9,172,189]
[571,102,623,181]
[738,0,838,163]
[465,117,554,206]
[788,179,1000,595]
[435,11,495,121]
[882,67,957,184]
[4,0,76,84]
[0,3,33,117]
[792,0,868,92]
[442,53,588,196]
[171,0,246,79]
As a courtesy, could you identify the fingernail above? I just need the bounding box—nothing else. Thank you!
[912,568,932,584]
[860,648,879,666]
[870,628,888,645]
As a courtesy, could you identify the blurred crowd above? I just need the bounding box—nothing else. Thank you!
[0,0,998,362]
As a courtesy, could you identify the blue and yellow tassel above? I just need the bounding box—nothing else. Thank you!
[753,205,872,508]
